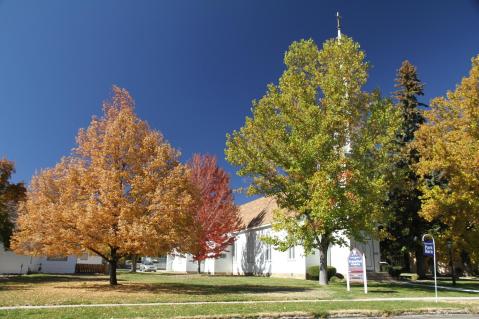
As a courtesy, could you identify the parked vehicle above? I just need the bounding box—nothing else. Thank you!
[139,261,157,272]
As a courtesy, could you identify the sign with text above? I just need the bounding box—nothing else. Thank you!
[346,248,368,293]
[424,240,434,257]
[348,249,364,282]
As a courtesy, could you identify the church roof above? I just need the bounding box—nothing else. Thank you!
[238,197,279,229]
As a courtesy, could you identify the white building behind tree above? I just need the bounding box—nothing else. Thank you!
[167,197,381,278]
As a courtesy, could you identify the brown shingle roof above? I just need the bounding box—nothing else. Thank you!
[238,197,279,229]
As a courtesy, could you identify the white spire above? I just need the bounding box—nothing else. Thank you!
[336,12,342,40]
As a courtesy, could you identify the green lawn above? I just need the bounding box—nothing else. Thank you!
[0,271,478,318]
[414,278,479,290]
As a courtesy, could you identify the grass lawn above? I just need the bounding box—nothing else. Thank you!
[0,271,478,318]
[414,278,479,290]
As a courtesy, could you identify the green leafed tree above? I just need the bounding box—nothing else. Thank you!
[0,159,26,249]
[225,35,400,285]
[382,61,432,277]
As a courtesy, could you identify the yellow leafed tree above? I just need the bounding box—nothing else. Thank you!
[12,86,197,284]
[413,54,479,268]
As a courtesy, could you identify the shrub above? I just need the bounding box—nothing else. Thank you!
[327,266,337,279]
[306,266,337,281]
[307,265,319,279]
[387,265,403,278]
[329,276,344,283]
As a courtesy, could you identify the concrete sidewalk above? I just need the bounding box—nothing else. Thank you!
[1,296,479,311]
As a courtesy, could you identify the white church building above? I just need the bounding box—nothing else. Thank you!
[167,197,381,278]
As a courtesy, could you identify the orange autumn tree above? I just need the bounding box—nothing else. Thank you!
[12,86,196,285]
[187,154,241,273]
[413,55,479,267]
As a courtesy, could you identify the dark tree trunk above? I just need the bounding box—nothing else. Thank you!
[415,245,425,278]
[451,249,456,286]
[109,248,118,285]
[319,238,330,286]
[403,252,411,272]
[131,254,137,273]
[197,260,201,274]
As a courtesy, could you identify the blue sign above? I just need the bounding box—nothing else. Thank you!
[424,240,434,257]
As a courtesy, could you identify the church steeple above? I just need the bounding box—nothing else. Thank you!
[336,12,342,40]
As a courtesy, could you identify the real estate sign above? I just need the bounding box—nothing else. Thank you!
[346,248,367,293]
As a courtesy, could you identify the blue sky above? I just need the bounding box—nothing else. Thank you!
[1,0,478,204]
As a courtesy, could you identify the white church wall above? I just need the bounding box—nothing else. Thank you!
[167,254,187,272]
[233,226,272,276]
[167,253,204,273]
[212,245,233,274]
[270,234,305,279]
[329,243,351,276]
[204,258,215,274]
[305,249,320,270]
[186,256,200,273]
[233,226,305,278]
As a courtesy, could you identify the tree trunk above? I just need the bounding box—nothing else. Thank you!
[451,249,456,286]
[197,260,201,274]
[319,238,330,286]
[131,254,137,273]
[403,251,411,272]
[109,248,118,285]
[415,245,425,278]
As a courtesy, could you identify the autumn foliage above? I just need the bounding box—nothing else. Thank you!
[187,154,241,271]
[12,87,197,284]
[413,54,479,261]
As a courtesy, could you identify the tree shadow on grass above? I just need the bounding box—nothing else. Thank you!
[367,290,398,294]
[55,282,314,296]
[378,282,479,295]
[0,274,124,286]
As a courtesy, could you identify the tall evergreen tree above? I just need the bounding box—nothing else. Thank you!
[382,61,430,277]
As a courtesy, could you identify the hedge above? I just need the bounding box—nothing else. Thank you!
[306,265,337,280]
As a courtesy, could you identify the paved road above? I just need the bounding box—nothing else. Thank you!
[349,315,477,319]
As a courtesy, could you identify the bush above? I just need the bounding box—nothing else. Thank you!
[387,265,403,278]
[307,265,319,279]
[329,275,344,283]
[306,266,337,281]
[327,266,337,279]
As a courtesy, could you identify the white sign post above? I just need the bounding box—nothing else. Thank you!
[347,248,367,294]
[362,252,368,294]
[422,234,438,303]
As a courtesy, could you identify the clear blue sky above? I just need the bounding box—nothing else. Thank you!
[1,0,478,204]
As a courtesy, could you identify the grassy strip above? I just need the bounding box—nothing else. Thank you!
[1,273,478,307]
[0,300,477,319]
